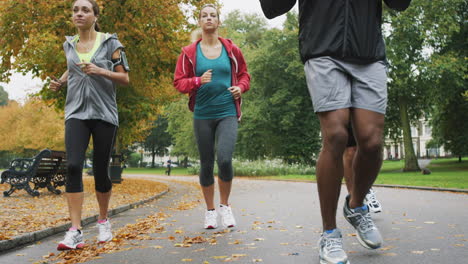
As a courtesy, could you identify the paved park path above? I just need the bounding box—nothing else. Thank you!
[1,175,467,264]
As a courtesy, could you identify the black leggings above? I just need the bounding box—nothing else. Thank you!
[65,119,117,193]
[193,116,238,187]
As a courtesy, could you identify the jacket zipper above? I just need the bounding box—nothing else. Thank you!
[229,51,238,86]
[186,53,196,75]
[342,0,349,57]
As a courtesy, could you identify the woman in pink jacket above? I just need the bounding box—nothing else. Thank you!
[173,4,250,229]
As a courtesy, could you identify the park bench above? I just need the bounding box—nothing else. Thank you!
[1,149,67,197]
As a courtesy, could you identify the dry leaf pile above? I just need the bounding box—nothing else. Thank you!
[44,212,169,264]
[40,180,202,263]
[0,178,168,240]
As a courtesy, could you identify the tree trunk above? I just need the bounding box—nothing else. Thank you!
[459,155,462,163]
[398,97,420,171]
[151,152,156,168]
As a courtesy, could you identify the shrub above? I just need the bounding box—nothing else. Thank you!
[188,159,315,176]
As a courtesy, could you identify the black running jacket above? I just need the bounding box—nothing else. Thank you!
[259,0,411,64]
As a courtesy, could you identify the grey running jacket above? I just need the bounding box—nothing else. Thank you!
[63,33,123,126]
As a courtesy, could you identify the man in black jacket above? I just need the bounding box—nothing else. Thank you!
[259,1,411,264]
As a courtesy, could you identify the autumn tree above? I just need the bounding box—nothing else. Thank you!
[0,99,65,154]
[0,0,217,152]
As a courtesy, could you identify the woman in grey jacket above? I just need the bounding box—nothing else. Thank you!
[49,0,129,250]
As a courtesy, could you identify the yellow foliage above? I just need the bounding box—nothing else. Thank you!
[0,99,64,152]
[0,0,220,151]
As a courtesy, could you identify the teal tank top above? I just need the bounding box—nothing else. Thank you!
[194,43,236,120]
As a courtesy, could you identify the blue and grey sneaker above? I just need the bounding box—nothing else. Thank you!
[343,195,383,249]
[318,229,350,264]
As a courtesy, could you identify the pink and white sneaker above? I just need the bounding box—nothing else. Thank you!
[219,204,236,228]
[97,219,113,243]
[57,229,85,250]
[204,210,218,229]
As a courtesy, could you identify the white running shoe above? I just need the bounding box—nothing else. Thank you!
[318,229,349,264]
[219,204,236,228]
[364,188,382,213]
[204,210,218,229]
[97,219,113,243]
[57,229,85,250]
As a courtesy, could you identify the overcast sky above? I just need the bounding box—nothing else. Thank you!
[219,0,293,28]
[0,1,296,102]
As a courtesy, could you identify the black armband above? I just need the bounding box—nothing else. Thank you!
[111,49,130,72]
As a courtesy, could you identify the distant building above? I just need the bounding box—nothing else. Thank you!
[383,119,450,160]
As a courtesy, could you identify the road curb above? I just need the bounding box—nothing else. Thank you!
[371,184,468,194]
[240,177,468,194]
[0,188,169,253]
[126,174,468,194]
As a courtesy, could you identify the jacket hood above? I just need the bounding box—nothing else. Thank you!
[182,37,235,60]
[65,32,118,46]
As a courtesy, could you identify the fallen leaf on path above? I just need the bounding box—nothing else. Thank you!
[229,240,242,245]
[184,236,207,244]
[379,246,395,251]
[212,256,228,259]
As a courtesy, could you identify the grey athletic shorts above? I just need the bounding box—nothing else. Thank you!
[304,56,388,114]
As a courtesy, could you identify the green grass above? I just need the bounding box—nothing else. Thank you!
[375,158,468,189]
[379,160,406,172]
[123,167,190,176]
[121,158,468,190]
[267,158,467,189]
